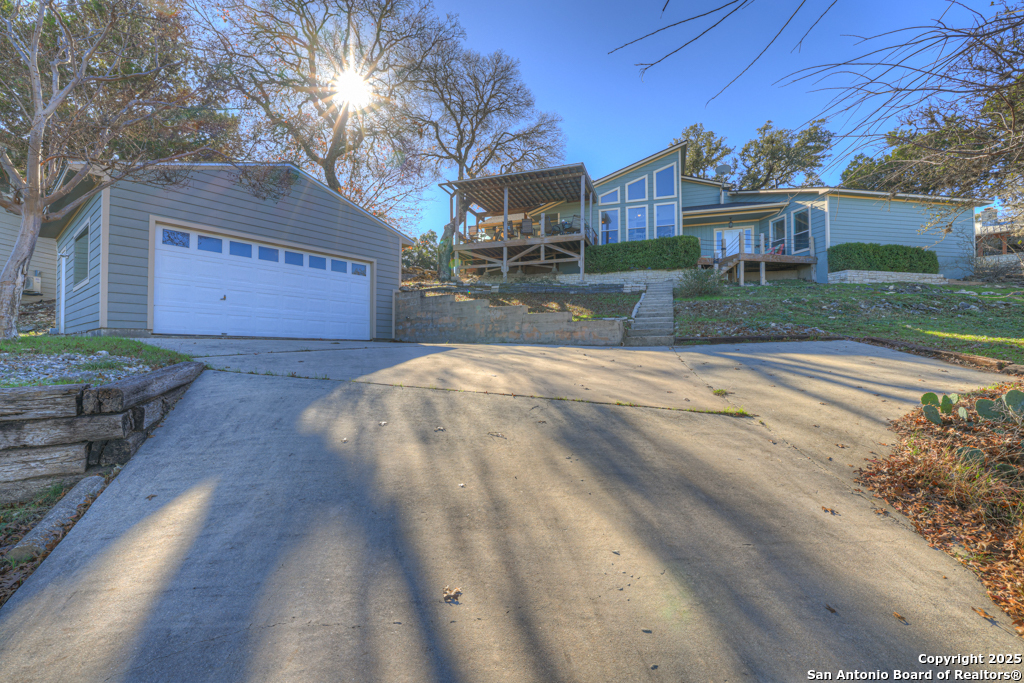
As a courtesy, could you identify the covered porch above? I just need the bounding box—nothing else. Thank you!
[440,164,599,281]
[681,202,818,285]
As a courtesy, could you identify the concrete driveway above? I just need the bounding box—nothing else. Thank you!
[0,339,1020,682]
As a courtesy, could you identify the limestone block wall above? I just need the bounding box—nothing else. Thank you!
[555,269,688,286]
[395,292,623,346]
[827,270,948,285]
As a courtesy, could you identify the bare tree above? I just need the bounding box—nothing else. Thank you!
[407,45,565,280]
[198,0,460,228]
[0,0,240,339]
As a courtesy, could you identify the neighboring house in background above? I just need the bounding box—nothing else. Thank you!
[3,165,411,339]
[975,213,1023,267]
[0,214,58,303]
[527,141,983,281]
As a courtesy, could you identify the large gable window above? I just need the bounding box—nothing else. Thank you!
[654,164,676,198]
[600,209,619,244]
[599,188,619,204]
[626,178,647,202]
[73,228,89,286]
[792,209,810,252]
[769,217,786,254]
[627,206,647,240]
[655,204,676,238]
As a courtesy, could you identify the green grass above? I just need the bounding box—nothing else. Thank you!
[674,280,1024,364]
[712,388,729,396]
[0,336,191,388]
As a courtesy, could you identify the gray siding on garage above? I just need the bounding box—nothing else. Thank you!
[827,195,975,279]
[55,194,102,332]
[0,210,58,300]
[107,168,403,338]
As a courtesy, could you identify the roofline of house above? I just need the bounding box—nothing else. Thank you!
[729,186,989,206]
[594,141,688,186]
[680,201,789,216]
[680,174,729,188]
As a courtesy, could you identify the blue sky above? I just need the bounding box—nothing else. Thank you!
[412,0,987,237]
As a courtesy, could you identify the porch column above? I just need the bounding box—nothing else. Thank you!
[503,187,509,241]
[759,233,766,286]
[580,175,586,283]
[502,245,508,282]
[453,192,461,280]
[738,232,745,286]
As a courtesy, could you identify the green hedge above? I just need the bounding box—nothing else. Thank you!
[586,235,701,273]
[826,242,940,274]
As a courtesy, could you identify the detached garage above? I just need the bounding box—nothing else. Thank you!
[43,165,411,339]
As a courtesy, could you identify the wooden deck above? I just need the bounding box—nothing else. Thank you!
[453,231,596,279]
[699,235,819,285]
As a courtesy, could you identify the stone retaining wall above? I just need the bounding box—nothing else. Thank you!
[0,361,204,503]
[395,292,623,346]
[827,270,948,285]
[555,270,688,287]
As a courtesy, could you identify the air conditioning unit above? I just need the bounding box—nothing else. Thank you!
[22,276,42,296]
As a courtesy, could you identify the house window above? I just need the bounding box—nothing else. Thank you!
[599,188,619,204]
[654,164,676,198]
[258,246,279,261]
[198,236,222,253]
[792,209,810,252]
[73,228,89,286]
[626,178,647,202]
[627,206,647,241]
[655,204,676,238]
[284,251,303,266]
[309,255,326,270]
[161,228,189,248]
[600,209,620,244]
[229,241,252,258]
[352,263,367,276]
[770,217,786,254]
[714,228,753,258]
[331,259,348,273]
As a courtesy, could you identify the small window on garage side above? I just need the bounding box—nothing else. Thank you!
[331,259,348,273]
[309,255,326,269]
[73,228,89,285]
[352,263,367,276]
[229,241,252,257]
[198,235,222,253]
[284,251,303,266]
[258,246,278,261]
[162,228,189,248]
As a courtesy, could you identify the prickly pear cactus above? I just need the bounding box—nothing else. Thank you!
[953,446,985,466]
[940,394,954,414]
[948,393,960,404]
[992,463,1018,480]
[921,393,940,407]
[922,404,943,425]
[975,398,1004,422]
[1004,389,1024,416]
[957,407,969,421]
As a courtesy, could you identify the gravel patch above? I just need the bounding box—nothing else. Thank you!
[1,351,154,387]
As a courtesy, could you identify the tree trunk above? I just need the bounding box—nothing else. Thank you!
[0,210,42,340]
[437,219,456,282]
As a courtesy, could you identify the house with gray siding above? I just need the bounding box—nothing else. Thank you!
[14,164,411,339]
[575,141,982,281]
[0,212,58,303]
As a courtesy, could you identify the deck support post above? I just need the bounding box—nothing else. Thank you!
[453,193,461,280]
[579,175,586,283]
[503,187,509,241]
[502,245,508,282]
[720,236,727,279]
[809,235,816,283]
[759,233,766,285]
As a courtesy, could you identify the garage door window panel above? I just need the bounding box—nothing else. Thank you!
[258,246,279,261]
[352,263,367,276]
[229,241,252,258]
[162,229,189,248]
[285,251,303,266]
[331,259,348,273]
[309,255,326,269]
[198,236,222,253]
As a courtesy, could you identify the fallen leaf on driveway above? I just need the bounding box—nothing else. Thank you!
[822,507,838,515]
[146,494,156,500]
[836,444,848,448]
[973,607,997,622]
[825,605,837,614]
[443,585,462,602]
[379,421,387,426]
[487,432,505,439]
[434,427,446,432]
[893,611,908,624]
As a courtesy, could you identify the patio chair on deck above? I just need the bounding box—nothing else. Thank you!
[521,218,535,238]
[563,215,581,234]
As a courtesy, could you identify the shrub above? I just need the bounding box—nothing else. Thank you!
[674,267,726,298]
[827,242,940,274]
[586,235,700,273]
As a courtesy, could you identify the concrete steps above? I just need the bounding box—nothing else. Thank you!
[625,283,676,346]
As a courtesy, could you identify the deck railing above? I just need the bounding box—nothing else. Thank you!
[695,233,816,261]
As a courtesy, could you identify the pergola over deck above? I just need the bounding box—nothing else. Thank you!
[439,164,599,281]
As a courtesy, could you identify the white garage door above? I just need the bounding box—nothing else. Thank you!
[154,225,372,339]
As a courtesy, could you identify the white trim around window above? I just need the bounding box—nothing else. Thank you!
[598,188,620,205]
[791,207,811,254]
[653,163,677,199]
[626,205,648,240]
[625,177,647,203]
[71,222,91,291]
[769,215,787,253]
[599,207,620,244]
[654,202,677,238]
